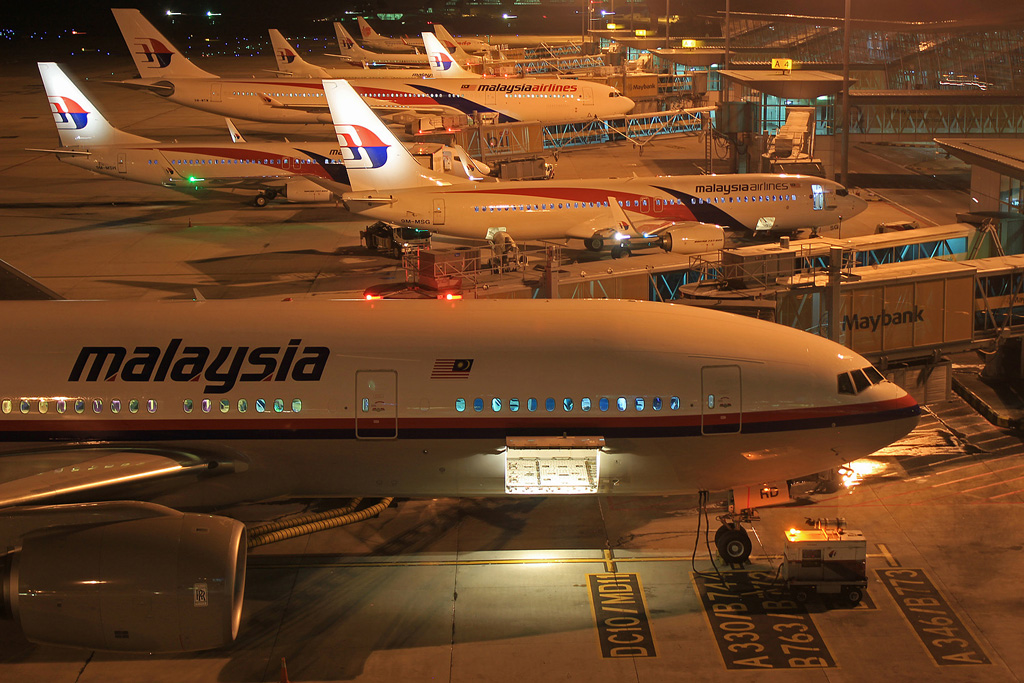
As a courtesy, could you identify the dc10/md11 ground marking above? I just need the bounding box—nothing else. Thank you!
[586,573,656,658]
[875,568,990,665]
[694,571,836,669]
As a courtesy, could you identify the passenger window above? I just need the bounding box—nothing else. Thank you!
[75,399,85,414]
[474,398,484,412]
[56,399,67,414]
[456,398,466,412]
[110,399,120,414]
[201,398,211,413]
[635,397,645,411]
[545,397,555,412]
[563,398,573,411]
[617,397,627,411]
[837,372,855,395]
[491,398,502,412]
[38,399,48,414]
[92,399,103,414]
[256,398,266,413]
[527,398,538,412]
[183,398,194,413]
[292,399,302,413]
[599,397,609,411]
[581,397,591,411]
[129,399,139,414]
[220,399,230,413]
[274,398,284,413]
[147,399,158,413]
[238,398,248,413]
[510,398,520,412]
[653,397,662,411]
[20,400,30,414]
[1,399,10,414]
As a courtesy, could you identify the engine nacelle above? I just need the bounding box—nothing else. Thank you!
[3,512,245,652]
[284,178,332,203]
[659,223,725,254]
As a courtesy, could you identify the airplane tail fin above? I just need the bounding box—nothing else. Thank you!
[111,8,217,79]
[431,25,476,66]
[323,79,457,192]
[37,62,153,147]
[357,17,379,41]
[334,22,369,59]
[268,29,329,78]
[422,32,472,78]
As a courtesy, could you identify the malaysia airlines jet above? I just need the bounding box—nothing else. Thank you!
[0,296,919,652]
[31,62,349,205]
[355,16,419,53]
[323,79,867,253]
[110,9,633,126]
[332,22,476,69]
[269,29,433,79]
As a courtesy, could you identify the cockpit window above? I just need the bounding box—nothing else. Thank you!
[851,369,871,393]
[838,373,855,395]
[864,366,885,384]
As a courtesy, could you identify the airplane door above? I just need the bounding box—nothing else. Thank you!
[355,370,398,439]
[211,82,222,102]
[582,87,594,105]
[116,153,127,174]
[701,365,741,434]
[432,198,446,225]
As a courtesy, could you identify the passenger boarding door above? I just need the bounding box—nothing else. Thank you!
[356,370,397,439]
[582,87,594,105]
[701,365,741,434]
[432,198,446,226]
[211,82,222,102]
[811,184,835,210]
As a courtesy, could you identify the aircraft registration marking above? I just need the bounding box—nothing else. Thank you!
[585,573,656,658]
[693,571,835,669]
[875,568,990,665]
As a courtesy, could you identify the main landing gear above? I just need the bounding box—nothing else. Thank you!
[252,189,279,207]
[714,518,753,564]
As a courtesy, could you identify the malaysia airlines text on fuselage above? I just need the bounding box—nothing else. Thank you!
[0,298,920,499]
[134,77,629,125]
[344,174,856,237]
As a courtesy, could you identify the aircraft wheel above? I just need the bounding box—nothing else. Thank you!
[842,585,864,606]
[610,245,624,259]
[253,194,269,208]
[585,235,604,252]
[715,527,752,564]
[792,587,811,603]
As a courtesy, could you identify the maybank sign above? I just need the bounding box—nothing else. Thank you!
[841,308,924,333]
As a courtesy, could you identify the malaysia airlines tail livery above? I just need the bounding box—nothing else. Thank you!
[323,79,866,251]
[331,22,437,68]
[31,62,348,205]
[431,23,493,55]
[0,297,918,651]
[355,16,418,53]
[110,9,632,125]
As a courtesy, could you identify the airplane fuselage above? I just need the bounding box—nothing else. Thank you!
[130,76,633,125]
[344,173,867,239]
[0,299,918,508]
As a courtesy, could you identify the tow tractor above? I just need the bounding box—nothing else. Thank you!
[782,518,867,605]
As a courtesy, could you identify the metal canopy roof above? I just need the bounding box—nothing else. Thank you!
[934,138,1024,180]
[650,48,726,67]
[718,70,850,99]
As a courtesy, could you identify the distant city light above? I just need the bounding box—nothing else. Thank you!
[166,10,181,16]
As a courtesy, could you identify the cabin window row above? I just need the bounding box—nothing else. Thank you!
[453,396,682,413]
[689,194,798,204]
[1,397,303,415]
[837,366,886,395]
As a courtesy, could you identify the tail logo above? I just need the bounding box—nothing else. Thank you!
[360,25,372,38]
[132,37,173,68]
[430,51,453,71]
[48,96,89,130]
[276,49,296,64]
[334,124,390,169]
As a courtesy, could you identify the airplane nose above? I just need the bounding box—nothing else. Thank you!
[845,192,868,219]
[620,96,636,115]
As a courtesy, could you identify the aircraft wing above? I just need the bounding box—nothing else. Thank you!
[108,79,176,95]
[0,450,216,509]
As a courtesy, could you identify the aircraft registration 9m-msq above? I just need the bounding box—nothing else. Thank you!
[0,298,919,652]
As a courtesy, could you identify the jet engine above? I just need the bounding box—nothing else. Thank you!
[659,223,725,255]
[284,178,333,202]
[2,512,245,652]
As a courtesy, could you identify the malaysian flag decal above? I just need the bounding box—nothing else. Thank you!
[431,358,474,379]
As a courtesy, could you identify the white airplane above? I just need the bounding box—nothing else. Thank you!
[31,62,345,206]
[322,79,867,254]
[269,28,434,79]
[0,296,919,652]
[356,16,418,53]
[332,22,476,70]
[430,24,493,55]
[110,9,633,126]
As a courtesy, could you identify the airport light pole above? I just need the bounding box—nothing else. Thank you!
[840,0,851,186]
